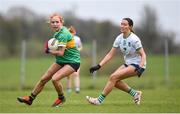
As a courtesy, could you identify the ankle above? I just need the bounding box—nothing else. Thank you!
[97,94,106,103]
[30,93,36,100]
[75,88,80,93]
[58,94,65,100]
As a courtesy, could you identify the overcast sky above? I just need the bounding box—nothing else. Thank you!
[1,0,180,42]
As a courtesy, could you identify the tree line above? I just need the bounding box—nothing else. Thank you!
[0,5,179,58]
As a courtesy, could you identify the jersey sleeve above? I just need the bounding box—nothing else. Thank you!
[75,36,82,46]
[113,36,120,48]
[78,38,82,47]
[133,37,142,50]
[57,34,68,47]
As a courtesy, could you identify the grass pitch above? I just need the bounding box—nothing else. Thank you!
[1,89,180,113]
[0,55,180,113]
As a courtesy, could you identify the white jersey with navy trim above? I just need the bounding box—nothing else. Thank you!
[74,35,82,48]
[113,32,146,68]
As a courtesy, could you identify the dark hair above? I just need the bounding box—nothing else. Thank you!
[123,18,134,33]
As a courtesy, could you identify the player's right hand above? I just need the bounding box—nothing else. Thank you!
[44,41,49,54]
[89,64,101,73]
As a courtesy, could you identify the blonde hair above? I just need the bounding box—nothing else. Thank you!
[49,13,64,24]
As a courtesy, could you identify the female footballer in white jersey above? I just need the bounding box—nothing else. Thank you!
[86,18,146,105]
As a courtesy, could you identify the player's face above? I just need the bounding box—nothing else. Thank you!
[120,20,130,33]
[50,16,63,31]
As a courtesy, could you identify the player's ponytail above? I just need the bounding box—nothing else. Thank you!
[129,26,134,33]
[123,18,134,33]
[68,26,76,35]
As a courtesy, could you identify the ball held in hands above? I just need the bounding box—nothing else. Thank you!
[48,38,59,50]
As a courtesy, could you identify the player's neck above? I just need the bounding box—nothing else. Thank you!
[123,31,131,38]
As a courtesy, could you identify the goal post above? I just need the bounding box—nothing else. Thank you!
[20,40,26,89]
[164,38,169,85]
[91,39,97,88]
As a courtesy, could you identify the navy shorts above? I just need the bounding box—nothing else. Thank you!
[124,63,145,77]
[56,62,80,72]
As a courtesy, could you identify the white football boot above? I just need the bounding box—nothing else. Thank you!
[86,96,101,105]
[133,91,142,105]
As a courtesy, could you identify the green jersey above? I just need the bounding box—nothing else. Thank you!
[53,26,80,63]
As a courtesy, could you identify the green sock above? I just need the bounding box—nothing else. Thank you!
[97,94,106,103]
[128,88,137,97]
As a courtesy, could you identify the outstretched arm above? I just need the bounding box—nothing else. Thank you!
[89,47,117,73]
[99,47,117,67]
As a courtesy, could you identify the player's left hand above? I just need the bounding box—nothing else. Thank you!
[135,66,144,77]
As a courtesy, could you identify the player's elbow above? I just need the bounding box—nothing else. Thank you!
[56,51,64,56]
[142,52,146,59]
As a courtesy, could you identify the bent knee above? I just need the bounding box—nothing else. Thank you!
[51,76,60,82]
[109,74,119,82]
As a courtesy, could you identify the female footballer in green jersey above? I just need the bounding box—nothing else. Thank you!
[17,13,80,107]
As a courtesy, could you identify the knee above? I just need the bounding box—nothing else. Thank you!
[40,71,53,84]
[51,76,59,83]
[109,74,119,83]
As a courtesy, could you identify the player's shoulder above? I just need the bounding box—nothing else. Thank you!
[130,32,140,41]
[115,33,123,40]
[74,35,81,40]
[59,26,72,38]
[130,32,139,38]
[61,26,70,34]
